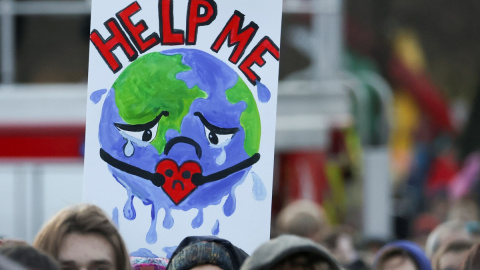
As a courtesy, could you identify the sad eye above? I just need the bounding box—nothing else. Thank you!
[194,112,239,147]
[117,122,159,143]
[114,111,168,143]
[204,126,235,146]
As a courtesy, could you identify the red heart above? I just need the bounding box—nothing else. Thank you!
[156,159,202,205]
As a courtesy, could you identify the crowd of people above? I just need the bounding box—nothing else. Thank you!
[1,199,480,270]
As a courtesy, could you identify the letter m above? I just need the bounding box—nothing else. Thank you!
[211,10,258,64]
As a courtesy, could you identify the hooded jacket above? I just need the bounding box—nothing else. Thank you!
[240,234,341,270]
[373,240,432,270]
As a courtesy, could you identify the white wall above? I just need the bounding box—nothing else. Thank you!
[0,161,84,243]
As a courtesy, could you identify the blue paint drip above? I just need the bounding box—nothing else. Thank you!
[223,170,249,217]
[123,194,136,220]
[251,171,267,201]
[112,207,119,228]
[191,209,203,229]
[256,80,271,103]
[130,248,159,258]
[212,220,220,235]
[90,88,107,104]
[163,246,178,259]
[163,208,174,229]
[146,207,158,244]
[223,193,236,217]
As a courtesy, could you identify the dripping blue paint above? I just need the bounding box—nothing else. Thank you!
[130,248,159,258]
[192,209,204,229]
[97,49,262,244]
[112,207,119,228]
[256,80,271,103]
[163,246,178,259]
[251,171,267,201]
[212,219,220,235]
[90,88,107,104]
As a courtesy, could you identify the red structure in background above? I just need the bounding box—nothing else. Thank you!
[274,150,329,212]
[388,56,453,134]
[0,125,85,158]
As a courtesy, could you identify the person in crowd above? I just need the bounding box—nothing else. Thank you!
[0,243,59,270]
[240,234,341,270]
[464,220,480,242]
[324,231,368,270]
[459,243,480,270]
[33,204,131,270]
[447,198,479,222]
[425,220,472,258]
[373,240,432,270]
[431,239,473,270]
[359,238,387,269]
[0,239,28,247]
[166,236,248,270]
[275,200,331,244]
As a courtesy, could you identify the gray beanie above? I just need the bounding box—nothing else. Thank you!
[240,234,341,270]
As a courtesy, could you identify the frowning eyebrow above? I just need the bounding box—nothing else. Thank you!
[194,112,239,134]
[114,111,169,131]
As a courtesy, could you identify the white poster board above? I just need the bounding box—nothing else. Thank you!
[83,0,282,257]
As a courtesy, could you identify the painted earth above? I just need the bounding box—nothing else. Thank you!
[98,48,261,243]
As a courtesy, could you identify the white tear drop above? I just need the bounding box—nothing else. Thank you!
[215,146,226,165]
[124,140,134,157]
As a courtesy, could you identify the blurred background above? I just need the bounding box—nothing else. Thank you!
[1,0,480,253]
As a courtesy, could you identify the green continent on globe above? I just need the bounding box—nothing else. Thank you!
[113,52,207,154]
[226,77,261,157]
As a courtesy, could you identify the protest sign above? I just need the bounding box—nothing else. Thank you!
[84,0,282,256]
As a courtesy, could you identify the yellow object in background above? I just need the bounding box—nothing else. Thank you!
[390,90,420,182]
[393,29,426,74]
[323,162,346,225]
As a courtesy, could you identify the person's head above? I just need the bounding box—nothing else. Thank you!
[447,198,479,222]
[360,238,388,268]
[0,243,59,270]
[240,234,341,270]
[373,241,431,270]
[166,236,248,270]
[459,243,480,270]
[33,204,131,270]
[425,220,471,258]
[0,239,28,247]
[432,240,473,270]
[323,231,358,266]
[275,200,330,243]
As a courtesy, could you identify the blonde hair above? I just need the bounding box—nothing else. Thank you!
[33,204,131,270]
[432,239,473,270]
[276,200,330,243]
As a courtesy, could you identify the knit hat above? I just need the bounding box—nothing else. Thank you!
[166,236,248,270]
[374,240,432,270]
[240,234,341,270]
